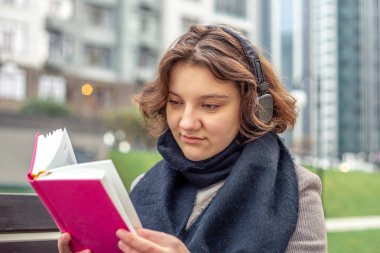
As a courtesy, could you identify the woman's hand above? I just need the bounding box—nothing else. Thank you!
[116,228,191,253]
[57,233,91,253]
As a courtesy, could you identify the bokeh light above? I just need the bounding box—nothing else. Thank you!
[82,83,94,96]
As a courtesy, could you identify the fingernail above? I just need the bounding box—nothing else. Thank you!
[116,229,124,237]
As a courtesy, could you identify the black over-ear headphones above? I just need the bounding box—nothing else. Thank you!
[205,25,274,123]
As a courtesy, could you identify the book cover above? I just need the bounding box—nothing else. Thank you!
[27,129,142,253]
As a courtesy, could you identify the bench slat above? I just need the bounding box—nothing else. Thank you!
[0,194,58,232]
[0,240,58,253]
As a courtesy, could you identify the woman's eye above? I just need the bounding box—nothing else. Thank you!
[202,104,219,110]
[168,99,182,105]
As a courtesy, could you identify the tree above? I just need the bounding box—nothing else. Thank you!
[102,108,156,150]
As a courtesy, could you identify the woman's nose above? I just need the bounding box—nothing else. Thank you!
[179,107,201,130]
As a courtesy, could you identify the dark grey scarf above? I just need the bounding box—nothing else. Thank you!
[130,131,299,253]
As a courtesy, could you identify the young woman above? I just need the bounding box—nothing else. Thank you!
[58,25,327,253]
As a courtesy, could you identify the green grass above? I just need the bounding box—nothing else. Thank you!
[2,151,380,218]
[109,152,380,218]
[0,150,161,194]
[328,229,380,253]
[311,169,380,218]
[0,185,33,193]
[109,150,162,191]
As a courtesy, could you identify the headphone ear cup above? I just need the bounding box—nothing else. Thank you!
[257,93,274,123]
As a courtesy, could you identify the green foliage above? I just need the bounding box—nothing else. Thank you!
[328,229,380,253]
[103,108,156,149]
[21,98,71,117]
[109,150,162,191]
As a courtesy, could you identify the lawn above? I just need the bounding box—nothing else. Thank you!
[310,168,380,218]
[109,152,380,218]
[2,151,380,218]
[109,152,380,217]
[109,149,162,191]
[328,229,380,253]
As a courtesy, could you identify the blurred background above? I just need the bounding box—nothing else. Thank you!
[0,0,379,252]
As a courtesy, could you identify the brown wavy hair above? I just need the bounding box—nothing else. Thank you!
[136,25,297,142]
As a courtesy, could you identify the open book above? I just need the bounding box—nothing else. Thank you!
[27,128,142,253]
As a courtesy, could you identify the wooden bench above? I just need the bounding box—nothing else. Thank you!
[0,193,60,253]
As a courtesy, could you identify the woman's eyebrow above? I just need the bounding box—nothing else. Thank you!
[168,92,229,100]
[199,94,229,99]
[168,91,181,97]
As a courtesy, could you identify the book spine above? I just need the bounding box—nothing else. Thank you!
[27,132,40,179]
[28,179,66,232]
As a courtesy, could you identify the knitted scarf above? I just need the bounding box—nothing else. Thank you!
[130,130,299,253]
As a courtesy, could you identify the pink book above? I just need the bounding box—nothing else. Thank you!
[27,129,142,253]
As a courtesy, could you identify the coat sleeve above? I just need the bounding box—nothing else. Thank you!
[285,166,327,253]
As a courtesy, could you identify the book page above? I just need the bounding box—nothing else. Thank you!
[32,128,77,175]
[100,160,142,231]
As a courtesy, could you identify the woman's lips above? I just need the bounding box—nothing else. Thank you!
[181,135,204,144]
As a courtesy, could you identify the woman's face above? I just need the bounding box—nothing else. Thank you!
[166,63,241,161]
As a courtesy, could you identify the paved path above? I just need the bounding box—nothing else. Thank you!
[326,216,380,232]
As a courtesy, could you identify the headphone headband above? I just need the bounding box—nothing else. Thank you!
[205,25,273,123]
[206,25,265,87]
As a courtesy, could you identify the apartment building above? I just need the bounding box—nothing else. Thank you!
[310,0,380,162]
[1,0,262,115]
[359,0,380,161]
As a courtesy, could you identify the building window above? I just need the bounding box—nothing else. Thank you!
[48,30,74,61]
[48,0,73,20]
[135,46,156,82]
[138,46,155,68]
[85,4,114,29]
[84,45,112,69]
[38,75,66,102]
[0,21,25,56]
[0,63,26,101]
[140,15,149,33]
[0,0,28,6]
[214,0,247,18]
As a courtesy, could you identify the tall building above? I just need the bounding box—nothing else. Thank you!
[1,0,260,117]
[336,0,361,157]
[0,0,160,118]
[161,0,259,50]
[0,0,48,105]
[257,0,311,152]
[359,0,380,161]
[45,0,161,84]
[291,0,312,156]
[310,0,339,159]
[118,0,161,84]
[311,0,380,161]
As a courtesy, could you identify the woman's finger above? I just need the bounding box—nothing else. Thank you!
[57,233,91,253]
[116,229,166,253]
[136,228,176,245]
[118,240,140,253]
[58,233,72,253]
[137,228,190,252]
[77,249,92,253]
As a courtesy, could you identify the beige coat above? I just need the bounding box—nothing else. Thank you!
[286,166,327,252]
